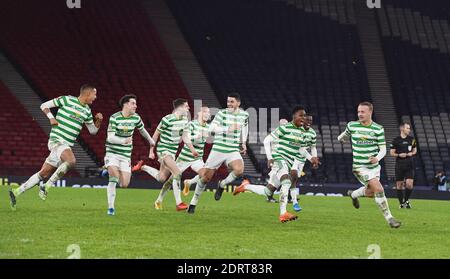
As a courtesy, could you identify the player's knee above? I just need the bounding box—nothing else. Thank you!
[120,182,129,188]
[66,158,76,167]
[231,162,244,176]
[233,168,244,177]
[202,174,212,183]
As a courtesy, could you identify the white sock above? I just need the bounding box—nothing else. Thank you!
[290,187,298,205]
[157,178,172,203]
[172,176,182,205]
[47,162,70,186]
[374,192,393,221]
[189,175,200,186]
[279,180,291,215]
[245,184,271,196]
[219,172,238,188]
[15,172,43,196]
[142,165,161,182]
[190,179,206,206]
[351,186,366,199]
[107,177,119,209]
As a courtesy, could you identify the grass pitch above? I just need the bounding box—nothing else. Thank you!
[1,187,449,259]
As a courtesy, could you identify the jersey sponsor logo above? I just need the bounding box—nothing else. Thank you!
[69,112,84,122]
[357,137,375,145]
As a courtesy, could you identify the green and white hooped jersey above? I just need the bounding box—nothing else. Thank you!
[177,120,210,163]
[211,108,249,153]
[344,121,386,170]
[294,126,317,163]
[156,113,189,156]
[105,112,144,159]
[49,95,94,147]
[270,122,306,168]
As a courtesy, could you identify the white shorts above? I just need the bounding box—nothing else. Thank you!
[291,159,305,174]
[268,160,290,188]
[353,165,381,187]
[176,159,204,173]
[203,150,243,170]
[45,141,71,168]
[104,153,131,173]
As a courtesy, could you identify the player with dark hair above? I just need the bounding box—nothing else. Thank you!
[234,106,319,222]
[104,94,155,215]
[132,98,197,211]
[9,85,103,209]
[186,93,249,214]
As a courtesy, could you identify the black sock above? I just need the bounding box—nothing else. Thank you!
[405,188,413,202]
[397,189,404,204]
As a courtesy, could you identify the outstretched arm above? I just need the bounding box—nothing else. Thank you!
[139,128,155,146]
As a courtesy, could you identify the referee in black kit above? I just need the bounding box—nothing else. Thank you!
[390,122,417,208]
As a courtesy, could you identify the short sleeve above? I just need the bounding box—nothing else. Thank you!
[136,116,144,130]
[157,116,169,133]
[377,128,386,146]
[108,116,117,132]
[53,96,67,108]
[270,125,285,140]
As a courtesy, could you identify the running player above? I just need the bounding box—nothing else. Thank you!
[132,99,198,211]
[234,106,319,222]
[104,94,155,216]
[338,102,401,228]
[289,115,319,212]
[187,93,249,214]
[9,84,103,209]
[150,106,211,209]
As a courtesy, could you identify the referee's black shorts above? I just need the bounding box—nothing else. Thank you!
[395,160,414,182]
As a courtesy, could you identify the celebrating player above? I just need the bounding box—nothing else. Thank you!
[338,102,401,228]
[234,106,319,222]
[152,106,211,209]
[289,115,319,212]
[187,93,249,214]
[9,84,103,209]
[132,99,198,211]
[104,94,155,216]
